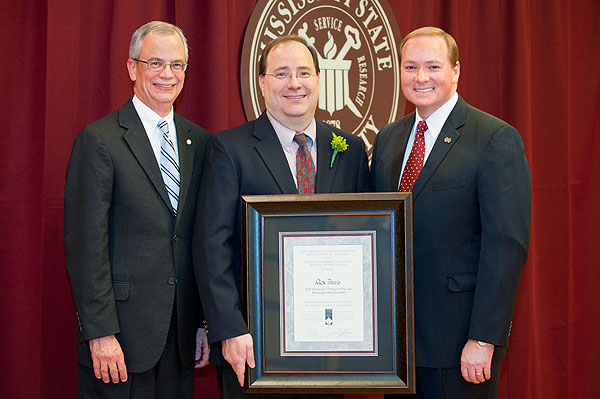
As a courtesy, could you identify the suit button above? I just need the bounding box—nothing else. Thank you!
[173,235,179,242]
[168,277,176,285]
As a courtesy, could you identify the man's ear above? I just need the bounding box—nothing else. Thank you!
[127,59,137,82]
[258,74,265,96]
[452,61,460,83]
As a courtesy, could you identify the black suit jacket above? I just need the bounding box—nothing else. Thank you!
[193,112,372,366]
[371,95,531,367]
[64,98,210,372]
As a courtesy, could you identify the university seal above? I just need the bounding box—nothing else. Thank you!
[240,0,405,160]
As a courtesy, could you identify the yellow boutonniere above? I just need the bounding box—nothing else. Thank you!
[330,132,349,168]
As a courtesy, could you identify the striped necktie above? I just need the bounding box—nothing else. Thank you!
[158,119,180,215]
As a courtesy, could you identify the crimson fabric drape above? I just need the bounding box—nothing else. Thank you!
[1,1,598,398]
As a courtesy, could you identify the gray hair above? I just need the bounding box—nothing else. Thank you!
[129,21,189,62]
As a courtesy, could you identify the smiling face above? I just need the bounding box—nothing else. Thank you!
[258,40,320,132]
[127,32,186,117]
[401,34,460,120]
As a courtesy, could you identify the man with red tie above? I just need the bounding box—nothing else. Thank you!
[371,27,531,398]
[193,35,371,398]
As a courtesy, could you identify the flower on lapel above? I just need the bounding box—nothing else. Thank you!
[329,132,349,168]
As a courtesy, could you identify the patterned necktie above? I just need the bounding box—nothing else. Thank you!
[293,133,316,194]
[399,120,428,192]
[158,119,180,215]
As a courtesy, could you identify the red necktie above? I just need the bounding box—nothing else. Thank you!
[293,133,315,194]
[399,120,428,192]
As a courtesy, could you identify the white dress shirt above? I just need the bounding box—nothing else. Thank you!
[266,112,317,187]
[132,95,179,164]
[398,92,459,189]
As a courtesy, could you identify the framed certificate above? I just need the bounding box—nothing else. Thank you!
[241,193,414,394]
[279,230,377,356]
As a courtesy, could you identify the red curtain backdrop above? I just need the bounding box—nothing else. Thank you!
[1,1,599,398]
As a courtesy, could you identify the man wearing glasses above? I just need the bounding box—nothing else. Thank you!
[193,35,371,398]
[64,21,210,398]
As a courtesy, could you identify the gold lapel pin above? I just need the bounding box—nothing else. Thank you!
[186,139,192,145]
[444,137,452,143]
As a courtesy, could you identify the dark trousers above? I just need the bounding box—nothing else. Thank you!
[77,306,194,399]
[385,357,501,399]
[217,365,342,399]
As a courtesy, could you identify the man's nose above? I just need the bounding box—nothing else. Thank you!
[287,73,302,88]
[417,68,428,82]
[159,64,175,78]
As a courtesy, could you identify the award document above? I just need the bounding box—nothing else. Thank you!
[279,231,377,356]
[242,193,415,393]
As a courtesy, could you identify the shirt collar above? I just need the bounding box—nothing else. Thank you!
[132,95,174,135]
[266,112,317,150]
[416,92,458,138]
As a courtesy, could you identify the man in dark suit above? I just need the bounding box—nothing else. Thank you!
[64,21,210,398]
[193,35,371,398]
[371,27,531,398]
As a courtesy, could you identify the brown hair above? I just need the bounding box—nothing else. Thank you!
[258,35,320,75]
[400,27,459,66]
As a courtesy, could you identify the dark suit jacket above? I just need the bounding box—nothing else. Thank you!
[193,112,372,366]
[371,95,531,367]
[64,98,210,372]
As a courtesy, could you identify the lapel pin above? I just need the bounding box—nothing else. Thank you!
[444,137,452,143]
[186,138,192,145]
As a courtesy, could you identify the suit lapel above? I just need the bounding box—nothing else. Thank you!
[315,123,336,193]
[411,96,467,200]
[120,99,173,214]
[253,113,298,194]
[175,115,194,220]
[390,116,415,191]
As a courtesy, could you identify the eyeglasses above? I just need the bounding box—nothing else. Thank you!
[133,58,188,72]
[263,71,316,80]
